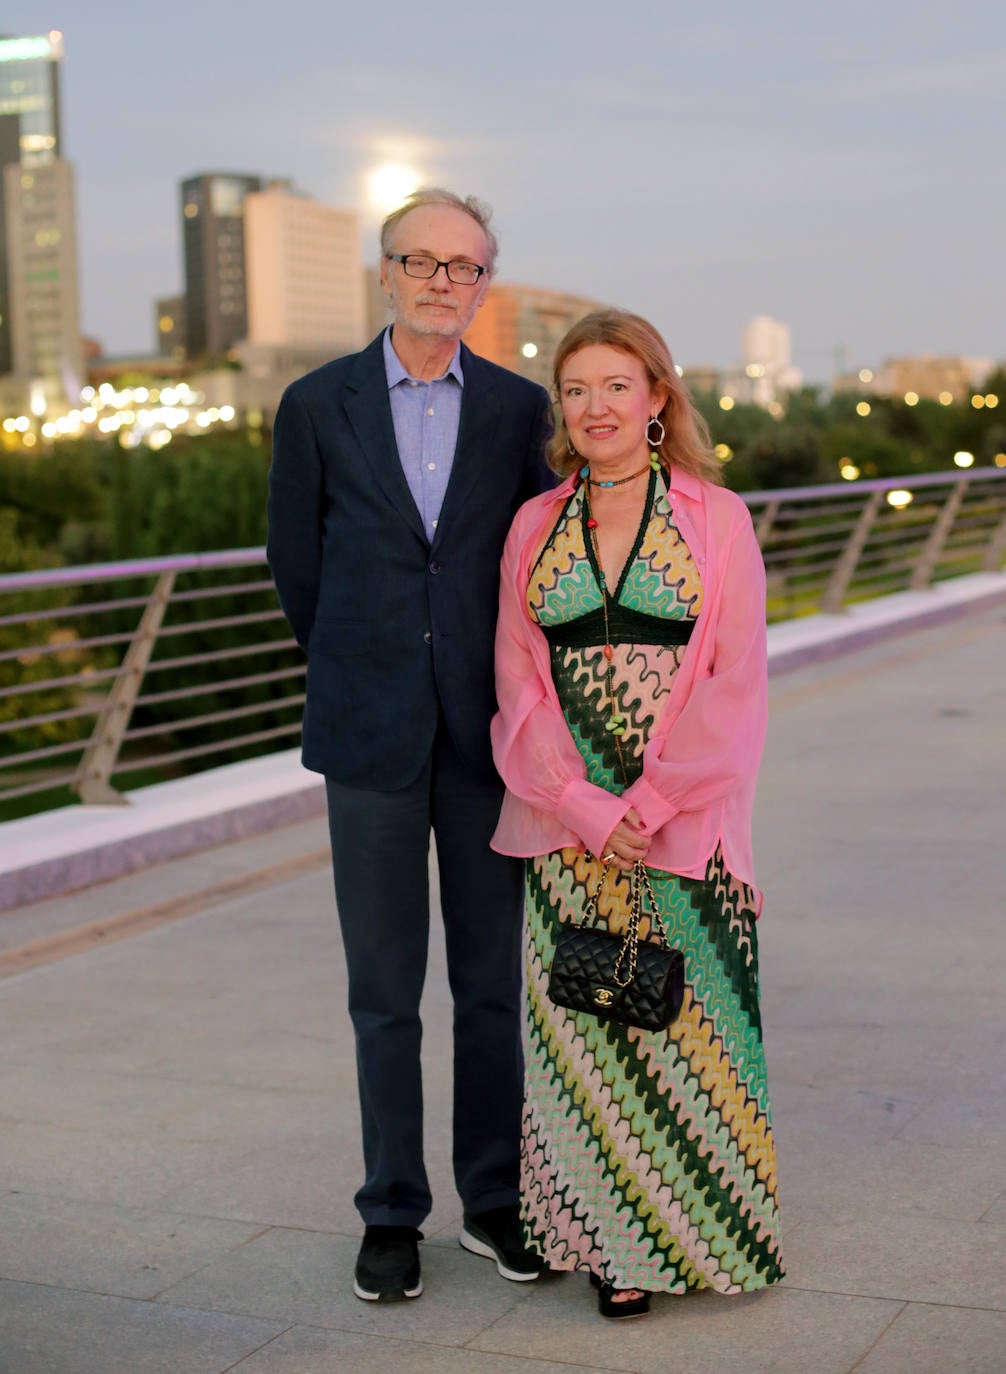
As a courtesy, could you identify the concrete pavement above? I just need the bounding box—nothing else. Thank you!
[0,606,1004,1371]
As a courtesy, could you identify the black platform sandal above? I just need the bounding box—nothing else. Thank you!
[588,1271,652,1320]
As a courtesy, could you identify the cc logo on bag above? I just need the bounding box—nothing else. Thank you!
[593,987,614,1007]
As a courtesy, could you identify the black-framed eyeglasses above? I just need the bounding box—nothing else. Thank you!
[386,253,486,285]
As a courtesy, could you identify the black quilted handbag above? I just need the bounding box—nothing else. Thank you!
[547,859,684,1032]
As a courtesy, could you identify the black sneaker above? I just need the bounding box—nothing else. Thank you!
[353,1225,423,1302]
[460,1206,544,1282]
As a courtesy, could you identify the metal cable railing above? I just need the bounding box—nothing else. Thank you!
[1,467,1004,811]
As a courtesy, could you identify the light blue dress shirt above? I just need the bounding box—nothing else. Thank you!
[383,327,464,543]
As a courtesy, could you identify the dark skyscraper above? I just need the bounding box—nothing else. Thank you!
[0,32,64,378]
[180,173,262,359]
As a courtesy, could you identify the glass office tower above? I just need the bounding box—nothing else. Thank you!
[0,32,64,378]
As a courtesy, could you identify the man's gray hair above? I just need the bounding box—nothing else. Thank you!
[380,187,499,276]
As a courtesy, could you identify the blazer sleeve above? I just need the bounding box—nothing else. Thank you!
[267,385,324,652]
[621,508,768,834]
[491,513,631,858]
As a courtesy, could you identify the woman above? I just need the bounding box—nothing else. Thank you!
[490,310,784,1318]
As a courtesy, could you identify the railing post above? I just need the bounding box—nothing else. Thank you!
[72,571,176,805]
[981,504,1006,573]
[909,480,968,591]
[754,498,780,549]
[819,490,884,613]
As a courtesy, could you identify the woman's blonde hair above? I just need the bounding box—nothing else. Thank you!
[548,309,722,485]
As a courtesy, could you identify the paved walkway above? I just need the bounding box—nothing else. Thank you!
[0,607,1004,1371]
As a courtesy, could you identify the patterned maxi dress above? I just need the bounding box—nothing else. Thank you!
[520,469,784,1294]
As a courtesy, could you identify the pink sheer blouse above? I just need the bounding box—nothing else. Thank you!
[490,465,768,910]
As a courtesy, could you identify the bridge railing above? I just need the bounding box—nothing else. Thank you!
[1,466,1004,810]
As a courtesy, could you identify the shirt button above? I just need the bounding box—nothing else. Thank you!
[427,408,434,416]
[424,631,432,644]
[427,462,436,470]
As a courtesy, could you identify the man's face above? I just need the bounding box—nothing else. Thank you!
[380,204,491,342]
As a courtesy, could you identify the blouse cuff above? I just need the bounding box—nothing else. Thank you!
[622,774,678,835]
[555,778,632,859]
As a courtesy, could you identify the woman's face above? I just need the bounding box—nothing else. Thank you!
[558,344,665,470]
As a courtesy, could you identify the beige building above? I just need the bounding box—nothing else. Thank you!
[881,356,990,403]
[3,158,83,411]
[244,185,365,356]
[364,265,392,341]
[362,275,604,383]
[739,315,803,407]
[681,365,721,396]
[462,283,606,386]
[835,355,995,402]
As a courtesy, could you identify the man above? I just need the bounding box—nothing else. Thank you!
[267,188,552,1302]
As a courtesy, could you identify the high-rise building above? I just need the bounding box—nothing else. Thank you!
[0,31,83,408]
[154,293,186,359]
[243,184,364,355]
[3,159,83,407]
[462,283,606,386]
[180,172,263,358]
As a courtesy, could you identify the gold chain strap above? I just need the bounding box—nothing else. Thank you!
[578,855,672,989]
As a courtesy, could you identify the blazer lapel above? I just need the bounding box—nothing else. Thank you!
[435,346,501,537]
[343,336,426,544]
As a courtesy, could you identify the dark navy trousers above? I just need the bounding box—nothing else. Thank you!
[325,718,524,1228]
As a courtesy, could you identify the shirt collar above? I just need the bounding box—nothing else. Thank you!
[383,326,464,390]
[668,464,706,503]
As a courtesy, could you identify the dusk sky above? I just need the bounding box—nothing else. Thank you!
[6,1,1003,380]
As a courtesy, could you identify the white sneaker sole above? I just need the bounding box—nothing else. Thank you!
[459,1227,541,1282]
[353,1277,423,1301]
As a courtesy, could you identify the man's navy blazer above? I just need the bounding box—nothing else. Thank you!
[267,331,553,789]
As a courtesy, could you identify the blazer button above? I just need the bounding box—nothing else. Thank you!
[424,631,432,644]
[428,560,441,574]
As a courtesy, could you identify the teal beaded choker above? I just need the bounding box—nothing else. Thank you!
[580,452,662,488]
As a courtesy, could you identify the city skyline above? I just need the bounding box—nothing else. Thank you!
[3,0,1003,381]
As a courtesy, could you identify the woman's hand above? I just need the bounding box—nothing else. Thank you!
[600,809,650,870]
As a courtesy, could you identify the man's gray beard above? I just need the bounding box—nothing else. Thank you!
[406,313,466,338]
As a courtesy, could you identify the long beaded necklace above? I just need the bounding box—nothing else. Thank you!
[580,452,663,764]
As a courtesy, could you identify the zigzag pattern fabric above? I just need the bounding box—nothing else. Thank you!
[521,477,784,1293]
